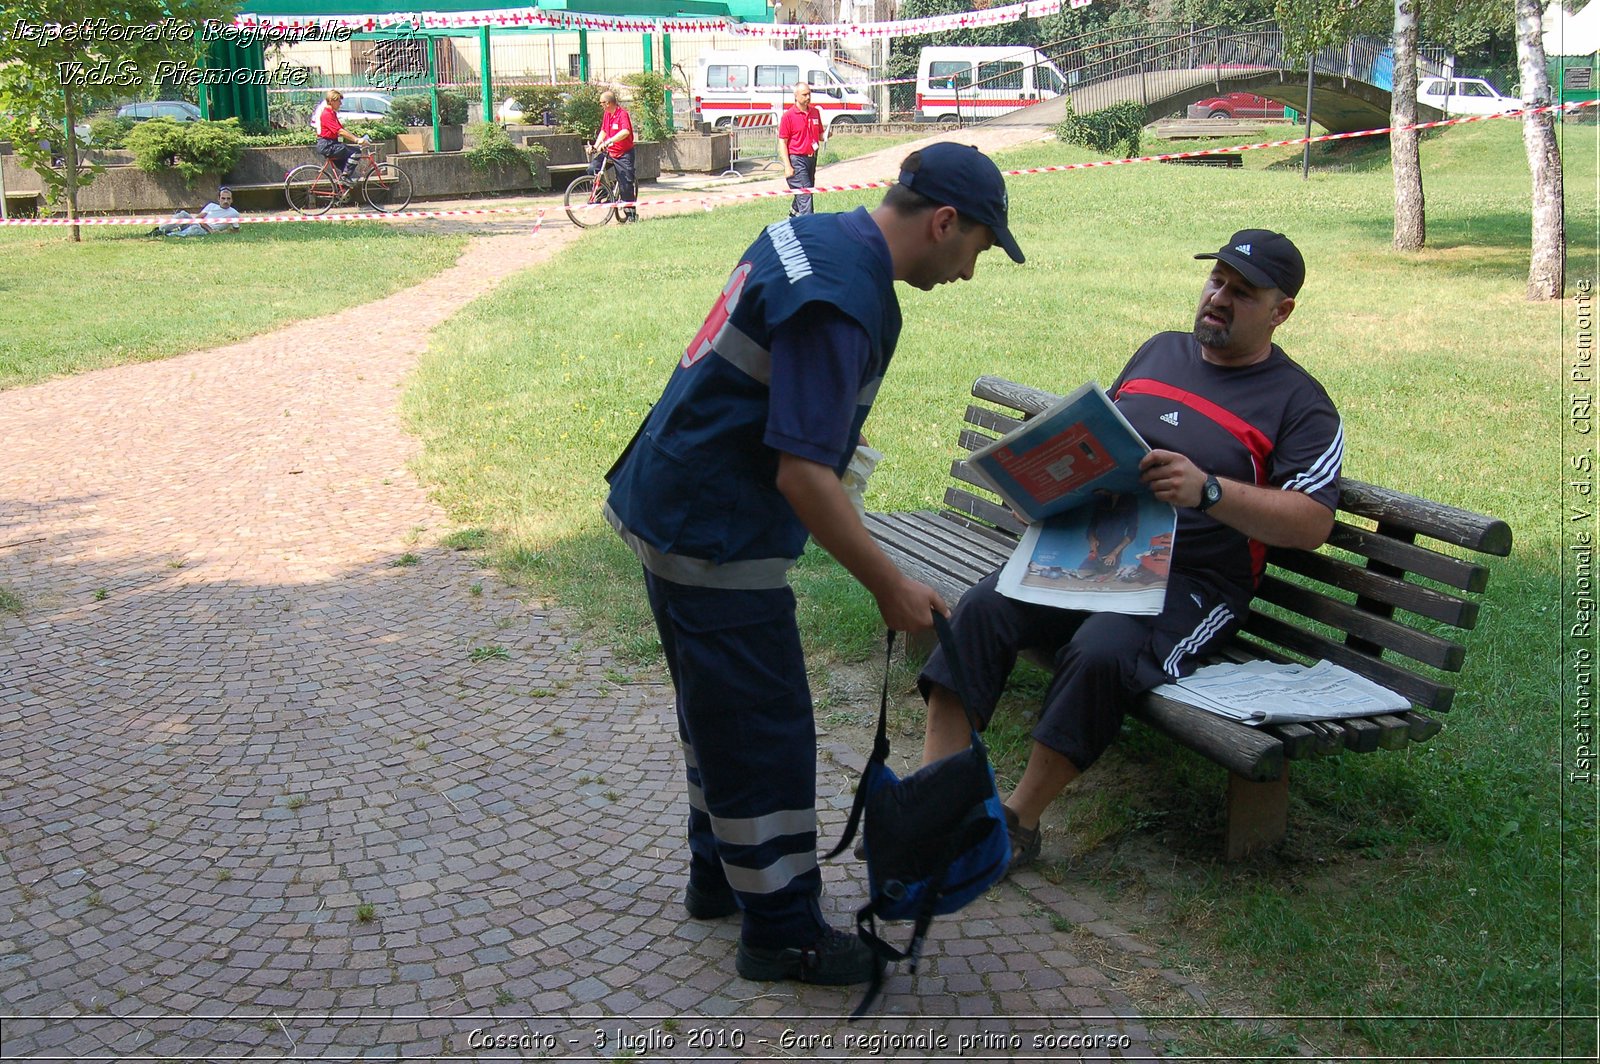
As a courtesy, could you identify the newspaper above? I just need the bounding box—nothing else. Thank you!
[967,382,1176,615]
[1152,659,1411,725]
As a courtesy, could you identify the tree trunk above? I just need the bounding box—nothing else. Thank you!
[62,86,82,244]
[1517,0,1565,300]
[1391,0,1425,251]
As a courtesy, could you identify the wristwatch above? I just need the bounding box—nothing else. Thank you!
[1197,474,1223,512]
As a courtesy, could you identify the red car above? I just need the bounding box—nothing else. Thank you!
[1191,91,1287,119]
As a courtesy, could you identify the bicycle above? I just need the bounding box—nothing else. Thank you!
[284,144,413,216]
[563,145,624,228]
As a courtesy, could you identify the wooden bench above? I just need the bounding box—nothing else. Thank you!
[865,376,1513,858]
[1159,153,1244,168]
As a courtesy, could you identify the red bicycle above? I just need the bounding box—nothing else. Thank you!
[283,144,413,215]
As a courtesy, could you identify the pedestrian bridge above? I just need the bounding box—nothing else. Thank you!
[964,22,1446,135]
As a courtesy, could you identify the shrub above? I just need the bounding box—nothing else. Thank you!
[620,71,673,142]
[391,90,470,126]
[124,118,244,184]
[390,93,434,126]
[560,82,604,140]
[509,85,565,125]
[1055,100,1144,159]
[240,127,317,147]
[464,121,547,173]
[86,112,135,149]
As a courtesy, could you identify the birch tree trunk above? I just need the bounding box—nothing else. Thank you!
[1517,0,1565,300]
[1391,0,1425,251]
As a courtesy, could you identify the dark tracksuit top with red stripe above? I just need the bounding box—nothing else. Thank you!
[1111,331,1344,600]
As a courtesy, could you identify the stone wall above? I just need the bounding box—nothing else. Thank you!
[389,150,550,198]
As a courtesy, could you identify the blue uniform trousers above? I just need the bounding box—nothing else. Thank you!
[786,154,816,217]
[643,570,825,947]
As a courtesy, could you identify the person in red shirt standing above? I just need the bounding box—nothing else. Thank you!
[778,83,825,217]
[314,90,370,203]
[590,90,638,223]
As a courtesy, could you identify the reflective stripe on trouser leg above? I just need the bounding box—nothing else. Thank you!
[643,570,822,946]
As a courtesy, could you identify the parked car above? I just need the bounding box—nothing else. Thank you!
[1417,76,1518,115]
[118,100,202,122]
[309,91,395,128]
[1189,91,1287,120]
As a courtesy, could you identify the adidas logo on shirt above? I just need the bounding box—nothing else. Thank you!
[1160,411,1180,426]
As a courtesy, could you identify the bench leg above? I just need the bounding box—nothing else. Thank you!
[1225,768,1288,859]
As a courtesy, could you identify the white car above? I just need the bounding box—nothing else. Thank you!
[1417,77,1518,115]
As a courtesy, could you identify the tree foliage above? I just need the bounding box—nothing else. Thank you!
[0,0,237,234]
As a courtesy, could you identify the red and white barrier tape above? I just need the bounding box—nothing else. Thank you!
[6,100,1591,229]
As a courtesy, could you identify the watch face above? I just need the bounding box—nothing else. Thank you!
[1203,478,1222,507]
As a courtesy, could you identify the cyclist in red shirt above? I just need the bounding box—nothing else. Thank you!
[314,89,369,198]
[778,83,825,217]
[589,90,638,223]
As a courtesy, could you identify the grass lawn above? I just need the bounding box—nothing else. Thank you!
[0,222,467,390]
[404,116,1594,1059]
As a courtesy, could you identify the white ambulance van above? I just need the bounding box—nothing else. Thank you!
[693,48,878,130]
[915,46,1068,123]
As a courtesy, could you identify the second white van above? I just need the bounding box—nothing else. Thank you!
[693,48,877,130]
[916,46,1068,123]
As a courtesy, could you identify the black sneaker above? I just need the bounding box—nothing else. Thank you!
[684,877,738,920]
[736,926,881,986]
[1003,805,1042,876]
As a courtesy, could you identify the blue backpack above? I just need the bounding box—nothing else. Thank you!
[827,615,1010,1016]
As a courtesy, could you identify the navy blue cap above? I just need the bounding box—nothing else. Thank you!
[1196,229,1305,297]
[898,142,1024,263]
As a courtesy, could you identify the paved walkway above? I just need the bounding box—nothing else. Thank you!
[0,136,1207,1060]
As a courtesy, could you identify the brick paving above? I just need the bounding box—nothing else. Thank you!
[0,143,1205,1060]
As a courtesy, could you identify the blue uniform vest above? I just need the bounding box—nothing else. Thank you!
[605,209,901,589]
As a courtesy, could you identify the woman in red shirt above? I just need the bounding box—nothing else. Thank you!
[315,90,369,187]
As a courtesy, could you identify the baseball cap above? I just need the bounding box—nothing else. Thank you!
[1195,229,1304,297]
[897,142,1025,263]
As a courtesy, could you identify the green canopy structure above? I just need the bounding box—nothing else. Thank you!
[209,0,770,128]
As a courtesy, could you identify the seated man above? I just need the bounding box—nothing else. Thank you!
[154,186,242,237]
[918,229,1344,870]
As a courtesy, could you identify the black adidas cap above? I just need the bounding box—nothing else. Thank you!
[1195,229,1304,297]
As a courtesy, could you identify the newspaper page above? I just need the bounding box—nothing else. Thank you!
[995,492,1175,614]
[972,381,1177,614]
[1152,659,1411,725]
[967,381,1152,524]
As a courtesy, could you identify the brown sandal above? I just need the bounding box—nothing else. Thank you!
[1003,805,1042,874]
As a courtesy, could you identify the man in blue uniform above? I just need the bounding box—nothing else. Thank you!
[605,144,1025,986]
[918,230,1344,871]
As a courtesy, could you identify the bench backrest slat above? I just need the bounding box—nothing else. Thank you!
[1254,575,1466,671]
[1324,521,1491,593]
[1340,480,1513,556]
[1267,550,1480,630]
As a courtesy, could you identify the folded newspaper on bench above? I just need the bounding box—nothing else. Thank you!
[1152,659,1410,726]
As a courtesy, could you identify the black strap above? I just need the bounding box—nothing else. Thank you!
[824,629,895,860]
[826,616,988,857]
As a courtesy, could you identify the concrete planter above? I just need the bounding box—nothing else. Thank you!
[73,167,224,213]
[520,131,588,167]
[224,146,317,188]
[393,125,464,153]
[390,149,549,197]
[659,133,730,173]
